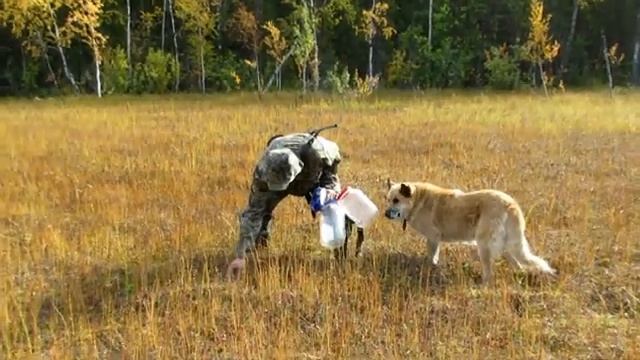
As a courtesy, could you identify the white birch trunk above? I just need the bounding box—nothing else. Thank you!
[633,9,640,85]
[538,61,548,97]
[200,43,205,93]
[48,2,79,93]
[127,0,132,80]
[560,0,578,78]
[302,63,307,93]
[367,0,376,78]
[428,0,433,49]
[95,49,102,98]
[161,0,167,51]
[38,33,58,88]
[310,0,319,91]
[601,31,614,98]
[168,0,180,91]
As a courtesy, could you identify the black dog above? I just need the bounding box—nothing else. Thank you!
[334,218,365,260]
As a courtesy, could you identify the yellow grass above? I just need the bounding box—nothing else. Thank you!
[1,91,639,359]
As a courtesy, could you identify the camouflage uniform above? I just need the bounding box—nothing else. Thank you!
[234,132,343,258]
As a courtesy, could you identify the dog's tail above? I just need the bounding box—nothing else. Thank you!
[510,239,556,275]
[506,208,556,275]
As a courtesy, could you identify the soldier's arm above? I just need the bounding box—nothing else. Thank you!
[315,137,342,193]
[235,187,264,258]
[234,161,270,258]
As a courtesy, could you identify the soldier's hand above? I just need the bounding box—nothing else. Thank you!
[325,189,339,202]
[226,257,245,280]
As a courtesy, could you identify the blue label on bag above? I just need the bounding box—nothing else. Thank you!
[310,187,335,212]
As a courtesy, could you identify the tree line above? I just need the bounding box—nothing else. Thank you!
[0,0,639,97]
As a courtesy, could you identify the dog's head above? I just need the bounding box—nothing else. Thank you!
[384,178,415,221]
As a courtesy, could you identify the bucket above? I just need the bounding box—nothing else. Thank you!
[337,186,379,228]
[318,202,346,250]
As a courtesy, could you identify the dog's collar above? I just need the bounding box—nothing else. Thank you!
[402,202,421,231]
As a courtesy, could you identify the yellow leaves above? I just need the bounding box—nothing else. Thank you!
[262,21,287,62]
[231,71,241,86]
[524,0,560,62]
[523,0,561,95]
[357,1,396,41]
[485,43,510,62]
[380,26,396,40]
[353,69,379,98]
[0,0,48,38]
[608,43,625,65]
[543,40,561,61]
[1,0,75,56]
[558,79,566,93]
[227,1,258,49]
[175,0,219,66]
[64,0,107,60]
[139,7,164,36]
[175,0,219,35]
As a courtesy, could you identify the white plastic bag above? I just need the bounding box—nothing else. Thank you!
[337,187,379,228]
[318,202,346,249]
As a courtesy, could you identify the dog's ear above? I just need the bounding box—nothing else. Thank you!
[399,183,412,198]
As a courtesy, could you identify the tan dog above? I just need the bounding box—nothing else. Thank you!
[383,179,556,285]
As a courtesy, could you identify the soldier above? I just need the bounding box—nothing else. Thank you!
[226,125,357,279]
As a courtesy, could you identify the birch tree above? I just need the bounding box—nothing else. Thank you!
[161,0,167,51]
[285,0,344,92]
[306,0,351,91]
[65,0,108,97]
[633,7,640,86]
[228,2,262,92]
[601,35,624,97]
[356,0,395,78]
[0,0,80,93]
[0,1,53,85]
[262,21,288,90]
[560,0,601,80]
[428,0,433,49]
[523,0,560,97]
[175,0,219,93]
[126,0,132,80]
[308,0,320,91]
[288,0,315,93]
[168,0,180,91]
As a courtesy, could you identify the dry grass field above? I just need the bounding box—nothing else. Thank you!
[1,91,639,359]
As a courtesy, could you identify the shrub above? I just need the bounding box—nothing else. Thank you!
[206,51,249,92]
[386,49,416,88]
[323,62,350,94]
[353,70,379,98]
[484,44,520,90]
[102,46,129,94]
[132,49,176,94]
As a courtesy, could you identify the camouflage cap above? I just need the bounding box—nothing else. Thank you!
[260,148,303,191]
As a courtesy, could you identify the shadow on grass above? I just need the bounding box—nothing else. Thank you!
[35,248,558,326]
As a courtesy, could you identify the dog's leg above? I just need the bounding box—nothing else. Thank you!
[503,252,522,270]
[425,238,441,266]
[477,244,494,286]
[334,216,352,261]
[354,227,365,257]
